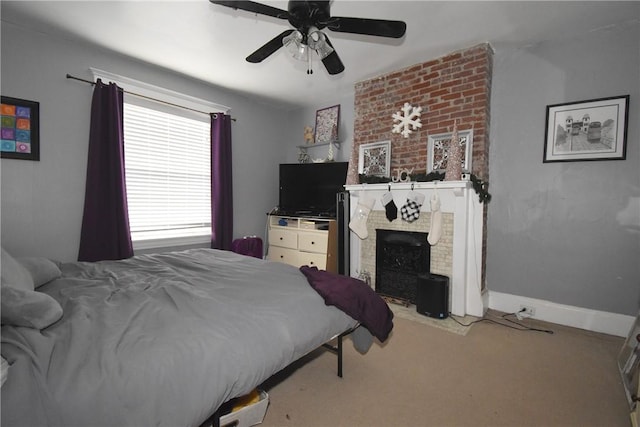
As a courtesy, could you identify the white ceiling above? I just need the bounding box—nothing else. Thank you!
[2,1,638,108]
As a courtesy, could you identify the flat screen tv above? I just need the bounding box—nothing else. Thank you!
[279,162,349,218]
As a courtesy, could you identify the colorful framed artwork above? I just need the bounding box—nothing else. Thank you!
[358,140,391,177]
[314,104,340,144]
[427,129,473,173]
[1,96,40,161]
[543,95,629,163]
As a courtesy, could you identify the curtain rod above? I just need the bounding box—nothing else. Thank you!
[66,74,236,121]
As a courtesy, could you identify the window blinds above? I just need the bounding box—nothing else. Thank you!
[123,103,211,243]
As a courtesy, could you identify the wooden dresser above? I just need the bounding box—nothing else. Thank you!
[266,215,337,273]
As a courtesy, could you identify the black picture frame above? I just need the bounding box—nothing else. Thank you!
[1,96,40,161]
[543,95,629,163]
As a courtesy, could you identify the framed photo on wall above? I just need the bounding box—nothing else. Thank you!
[314,104,340,144]
[1,96,40,161]
[427,129,473,173]
[358,140,391,177]
[543,95,629,162]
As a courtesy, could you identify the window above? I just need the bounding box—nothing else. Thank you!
[123,103,211,248]
[90,68,230,250]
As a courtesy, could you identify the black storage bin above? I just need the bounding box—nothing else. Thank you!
[416,273,449,319]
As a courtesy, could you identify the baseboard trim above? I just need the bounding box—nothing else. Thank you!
[487,291,635,337]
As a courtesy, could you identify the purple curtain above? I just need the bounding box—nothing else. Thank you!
[210,113,233,250]
[78,79,133,262]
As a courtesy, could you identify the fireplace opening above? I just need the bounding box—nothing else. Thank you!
[375,229,430,305]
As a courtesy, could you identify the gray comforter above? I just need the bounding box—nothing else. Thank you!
[1,249,357,427]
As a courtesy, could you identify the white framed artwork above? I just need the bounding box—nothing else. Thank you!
[427,129,473,173]
[358,140,391,177]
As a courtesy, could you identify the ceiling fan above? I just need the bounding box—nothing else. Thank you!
[209,0,407,75]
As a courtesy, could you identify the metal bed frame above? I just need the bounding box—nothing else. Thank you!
[204,325,359,427]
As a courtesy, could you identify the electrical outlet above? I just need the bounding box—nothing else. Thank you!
[518,305,535,319]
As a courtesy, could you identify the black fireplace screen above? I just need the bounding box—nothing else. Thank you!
[375,229,430,304]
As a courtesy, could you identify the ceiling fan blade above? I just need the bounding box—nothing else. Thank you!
[327,17,407,38]
[246,30,294,63]
[320,36,345,75]
[209,0,289,19]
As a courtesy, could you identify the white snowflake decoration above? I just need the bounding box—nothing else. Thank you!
[392,102,422,138]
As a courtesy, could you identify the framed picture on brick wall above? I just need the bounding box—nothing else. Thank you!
[358,140,391,177]
[427,129,473,173]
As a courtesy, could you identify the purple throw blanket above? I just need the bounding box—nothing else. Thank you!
[300,266,394,341]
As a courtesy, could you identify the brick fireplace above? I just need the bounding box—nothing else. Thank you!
[343,42,492,317]
[345,42,492,303]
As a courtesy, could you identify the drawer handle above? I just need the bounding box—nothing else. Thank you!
[280,255,284,259]
[310,261,315,265]
[279,237,283,241]
[311,241,315,245]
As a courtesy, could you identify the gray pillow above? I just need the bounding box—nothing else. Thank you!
[1,248,34,291]
[1,285,63,329]
[17,257,62,288]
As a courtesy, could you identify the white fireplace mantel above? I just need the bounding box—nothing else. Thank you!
[345,181,487,317]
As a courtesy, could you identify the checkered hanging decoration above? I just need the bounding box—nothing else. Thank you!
[400,191,425,223]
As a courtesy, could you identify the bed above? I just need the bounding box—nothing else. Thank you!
[0,247,393,427]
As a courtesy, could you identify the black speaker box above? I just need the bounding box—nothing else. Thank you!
[416,273,449,319]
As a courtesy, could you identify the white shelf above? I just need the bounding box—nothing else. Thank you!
[296,141,340,149]
[268,215,333,230]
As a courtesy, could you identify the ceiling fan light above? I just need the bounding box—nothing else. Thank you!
[308,29,333,59]
[314,40,334,60]
[291,43,309,61]
[282,30,303,47]
[282,30,308,61]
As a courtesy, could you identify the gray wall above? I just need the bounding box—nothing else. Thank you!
[1,22,292,261]
[487,24,640,316]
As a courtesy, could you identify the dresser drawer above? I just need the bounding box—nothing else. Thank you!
[268,229,298,250]
[297,252,327,270]
[298,232,328,254]
[266,246,299,267]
